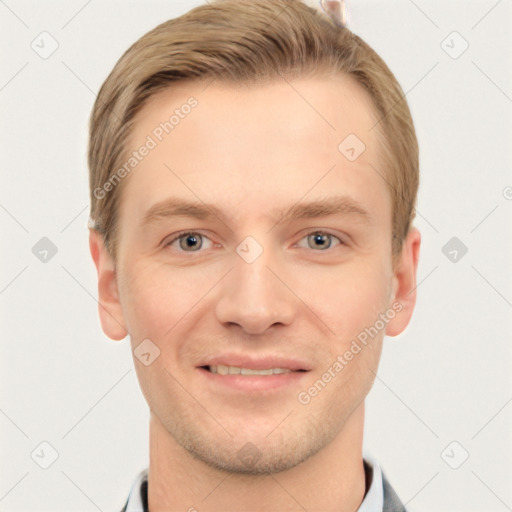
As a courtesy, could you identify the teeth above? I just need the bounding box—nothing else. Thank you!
[208,365,292,376]
[241,368,273,375]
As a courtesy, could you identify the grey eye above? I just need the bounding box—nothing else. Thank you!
[298,231,342,250]
[178,233,203,251]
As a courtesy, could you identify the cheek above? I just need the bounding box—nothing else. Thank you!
[119,260,222,343]
[119,241,393,347]
[118,263,181,340]
[308,258,392,349]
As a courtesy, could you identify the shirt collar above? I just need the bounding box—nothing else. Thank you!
[125,468,148,512]
[124,456,383,512]
[358,453,384,512]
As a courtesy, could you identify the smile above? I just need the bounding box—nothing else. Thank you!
[207,365,296,375]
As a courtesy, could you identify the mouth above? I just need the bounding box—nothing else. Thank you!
[196,356,311,392]
[201,365,309,376]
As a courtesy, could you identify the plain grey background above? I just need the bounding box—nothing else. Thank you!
[1,0,511,510]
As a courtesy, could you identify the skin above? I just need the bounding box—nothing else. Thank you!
[90,75,421,512]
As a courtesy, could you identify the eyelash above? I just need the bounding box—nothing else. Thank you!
[163,230,346,253]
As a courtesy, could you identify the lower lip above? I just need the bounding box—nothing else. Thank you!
[197,367,309,392]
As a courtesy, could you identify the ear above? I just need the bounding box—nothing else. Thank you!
[89,229,129,341]
[385,227,421,337]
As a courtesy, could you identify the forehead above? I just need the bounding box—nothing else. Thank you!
[118,75,389,231]
[131,74,379,151]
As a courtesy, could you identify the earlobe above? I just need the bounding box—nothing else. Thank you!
[89,229,129,341]
[385,227,421,337]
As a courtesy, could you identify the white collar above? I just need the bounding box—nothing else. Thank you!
[125,468,147,512]
[125,455,383,512]
[358,452,384,512]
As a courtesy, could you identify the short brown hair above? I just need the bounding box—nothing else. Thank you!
[88,0,419,266]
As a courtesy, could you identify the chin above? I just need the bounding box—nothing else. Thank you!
[175,418,335,476]
[187,439,322,475]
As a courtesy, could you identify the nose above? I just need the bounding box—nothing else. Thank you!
[214,242,296,335]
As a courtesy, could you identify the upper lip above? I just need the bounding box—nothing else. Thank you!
[198,354,311,372]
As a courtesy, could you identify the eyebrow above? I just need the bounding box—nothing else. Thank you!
[140,195,373,228]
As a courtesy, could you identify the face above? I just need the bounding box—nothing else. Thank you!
[91,75,419,474]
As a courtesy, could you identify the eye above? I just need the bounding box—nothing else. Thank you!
[163,230,344,254]
[296,231,344,251]
[164,231,215,252]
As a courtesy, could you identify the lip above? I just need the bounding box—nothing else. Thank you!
[196,354,311,392]
[197,354,312,372]
[197,366,309,392]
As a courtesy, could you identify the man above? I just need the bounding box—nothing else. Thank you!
[88,0,421,510]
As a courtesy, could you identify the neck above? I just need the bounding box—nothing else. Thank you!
[147,403,367,512]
